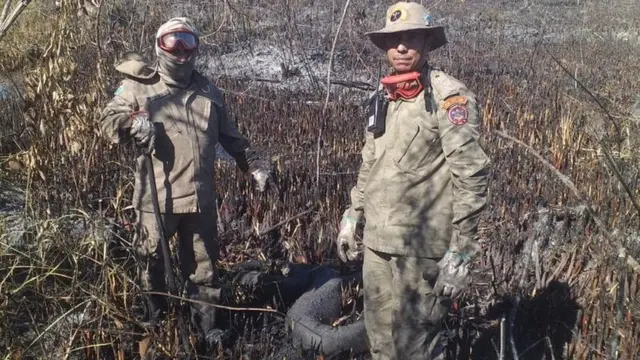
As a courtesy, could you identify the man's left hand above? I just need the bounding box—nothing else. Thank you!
[433,250,472,299]
[251,169,270,192]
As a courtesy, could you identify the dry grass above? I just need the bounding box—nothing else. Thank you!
[1,0,640,359]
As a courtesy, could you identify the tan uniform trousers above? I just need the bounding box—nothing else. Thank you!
[363,245,451,360]
[134,206,221,333]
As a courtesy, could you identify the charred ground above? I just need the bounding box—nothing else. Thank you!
[1,0,640,359]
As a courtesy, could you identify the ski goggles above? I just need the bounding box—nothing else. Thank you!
[380,71,424,101]
[157,30,199,52]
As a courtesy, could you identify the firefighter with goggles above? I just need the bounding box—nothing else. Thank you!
[98,17,272,353]
[335,2,491,359]
[158,30,198,61]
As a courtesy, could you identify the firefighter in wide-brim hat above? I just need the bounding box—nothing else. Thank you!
[335,2,491,359]
[366,1,448,53]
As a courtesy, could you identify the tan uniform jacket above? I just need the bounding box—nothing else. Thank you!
[349,68,490,258]
[99,58,261,214]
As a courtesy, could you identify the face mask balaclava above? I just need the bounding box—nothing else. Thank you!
[155,17,200,88]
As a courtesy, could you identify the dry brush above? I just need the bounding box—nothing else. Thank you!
[1,0,640,359]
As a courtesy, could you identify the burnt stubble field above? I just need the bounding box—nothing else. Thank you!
[1,0,640,359]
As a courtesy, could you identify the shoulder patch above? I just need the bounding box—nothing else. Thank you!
[447,105,468,126]
[441,95,468,110]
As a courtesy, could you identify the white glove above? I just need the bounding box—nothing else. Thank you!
[251,168,269,192]
[336,210,361,262]
[433,250,472,299]
[129,111,155,152]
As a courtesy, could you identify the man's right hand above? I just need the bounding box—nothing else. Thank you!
[129,111,155,152]
[433,250,472,299]
[335,209,361,262]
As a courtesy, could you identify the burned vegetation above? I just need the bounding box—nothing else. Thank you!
[1,0,640,359]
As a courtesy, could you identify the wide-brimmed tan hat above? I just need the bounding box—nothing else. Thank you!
[366,2,447,52]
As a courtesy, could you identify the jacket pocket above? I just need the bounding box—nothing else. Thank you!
[394,124,420,165]
[146,93,183,139]
[394,123,440,171]
[189,94,212,135]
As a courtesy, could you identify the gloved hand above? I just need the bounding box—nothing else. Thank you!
[129,111,155,152]
[251,168,270,192]
[335,209,361,262]
[433,250,473,299]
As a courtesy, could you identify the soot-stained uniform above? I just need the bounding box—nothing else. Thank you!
[349,68,491,359]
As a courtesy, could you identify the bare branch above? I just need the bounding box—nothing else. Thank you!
[545,46,640,220]
[257,209,313,237]
[494,130,606,233]
[499,315,507,360]
[509,295,521,360]
[494,129,640,275]
[323,0,351,112]
[0,0,12,24]
[317,0,351,184]
[609,252,627,360]
[0,0,32,42]
[145,291,282,314]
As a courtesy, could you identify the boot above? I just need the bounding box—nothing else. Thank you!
[140,293,167,328]
[186,282,234,353]
[428,331,450,360]
[192,303,234,354]
[204,328,233,349]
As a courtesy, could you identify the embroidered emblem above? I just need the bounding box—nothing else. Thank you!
[390,9,403,22]
[447,105,468,125]
[424,14,432,26]
[441,95,468,110]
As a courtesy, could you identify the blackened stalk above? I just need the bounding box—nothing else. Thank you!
[610,251,627,360]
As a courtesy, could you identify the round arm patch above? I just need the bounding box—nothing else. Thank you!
[442,95,470,126]
[448,105,469,125]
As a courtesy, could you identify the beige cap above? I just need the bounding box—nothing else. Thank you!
[366,2,447,52]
